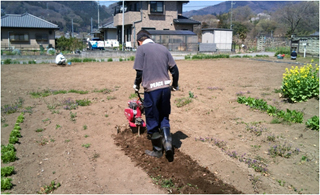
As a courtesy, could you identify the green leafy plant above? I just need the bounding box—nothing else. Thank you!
[38,181,61,194]
[76,98,91,106]
[175,97,192,108]
[70,111,77,122]
[281,63,319,102]
[107,58,113,62]
[129,93,138,99]
[237,96,304,123]
[1,166,14,177]
[1,144,17,163]
[82,143,91,148]
[68,89,88,94]
[188,91,194,98]
[1,177,13,191]
[83,125,87,130]
[9,136,19,144]
[107,96,116,100]
[305,116,319,131]
[10,130,22,138]
[277,180,286,187]
[56,124,61,129]
[35,128,44,132]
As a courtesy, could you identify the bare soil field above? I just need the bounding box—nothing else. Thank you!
[1,58,319,194]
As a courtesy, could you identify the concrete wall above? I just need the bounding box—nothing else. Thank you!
[1,28,56,50]
[199,43,216,52]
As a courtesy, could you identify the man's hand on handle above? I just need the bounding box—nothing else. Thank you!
[133,84,140,92]
[171,86,179,91]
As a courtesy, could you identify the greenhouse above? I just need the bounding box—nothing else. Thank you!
[146,30,198,52]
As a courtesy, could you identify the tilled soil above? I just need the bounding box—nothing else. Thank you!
[113,127,242,194]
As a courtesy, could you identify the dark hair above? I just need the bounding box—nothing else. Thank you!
[137,30,151,41]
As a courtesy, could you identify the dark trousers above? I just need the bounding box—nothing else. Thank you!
[144,87,171,134]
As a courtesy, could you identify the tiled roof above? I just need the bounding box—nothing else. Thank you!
[100,22,116,29]
[173,15,200,25]
[1,13,59,29]
[146,30,196,35]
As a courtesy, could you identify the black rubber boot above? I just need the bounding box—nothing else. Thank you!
[145,132,163,158]
[161,127,173,162]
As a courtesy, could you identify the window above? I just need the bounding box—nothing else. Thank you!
[150,1,163,13]
[9,33,29,42]
[35,34,48,41]
[126,28,131,41]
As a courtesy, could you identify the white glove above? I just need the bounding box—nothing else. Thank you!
[133,84,139,92]
[171,86,179,91]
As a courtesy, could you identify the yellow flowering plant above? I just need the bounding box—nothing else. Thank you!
[281,62,319,102]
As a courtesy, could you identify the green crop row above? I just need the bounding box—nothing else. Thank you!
[237,96,304,124]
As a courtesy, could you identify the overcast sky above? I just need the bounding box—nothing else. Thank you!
[99,1,222,12]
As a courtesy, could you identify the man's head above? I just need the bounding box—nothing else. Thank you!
[137,30,151,46]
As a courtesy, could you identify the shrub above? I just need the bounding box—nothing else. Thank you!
[82,58,96,62]
[281,63,319,102]
[28,60,37,64]
[69,58,82,62]
[107,58,113,62]
[3,59,12,64]
[127,56,135,61]
[274,47,291,56]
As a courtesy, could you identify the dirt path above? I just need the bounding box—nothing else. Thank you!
[1,58,319,194]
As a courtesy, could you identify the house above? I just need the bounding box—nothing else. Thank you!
[98,21,119,48]
[200,28,233,52]
[1,13,59,50]
[101,1,200,51]
[291,32,319,56]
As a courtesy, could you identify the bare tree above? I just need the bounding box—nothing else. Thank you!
[232,6,254,22]
[274,1,319,36]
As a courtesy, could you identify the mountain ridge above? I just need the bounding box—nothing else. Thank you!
[183,1,300,17]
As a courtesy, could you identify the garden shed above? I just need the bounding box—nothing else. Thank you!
[200,28,233,52]
[146,30,198,52]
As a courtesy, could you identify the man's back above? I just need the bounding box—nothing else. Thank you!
[134,42,176,92]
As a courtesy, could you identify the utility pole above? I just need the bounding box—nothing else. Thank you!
[91,17,93,34]
[97,1,100,28]
[72,19,74,38]
[230,1,235,29]
[122,0,125,51]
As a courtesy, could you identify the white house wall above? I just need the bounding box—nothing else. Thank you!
[214,30,232,50]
